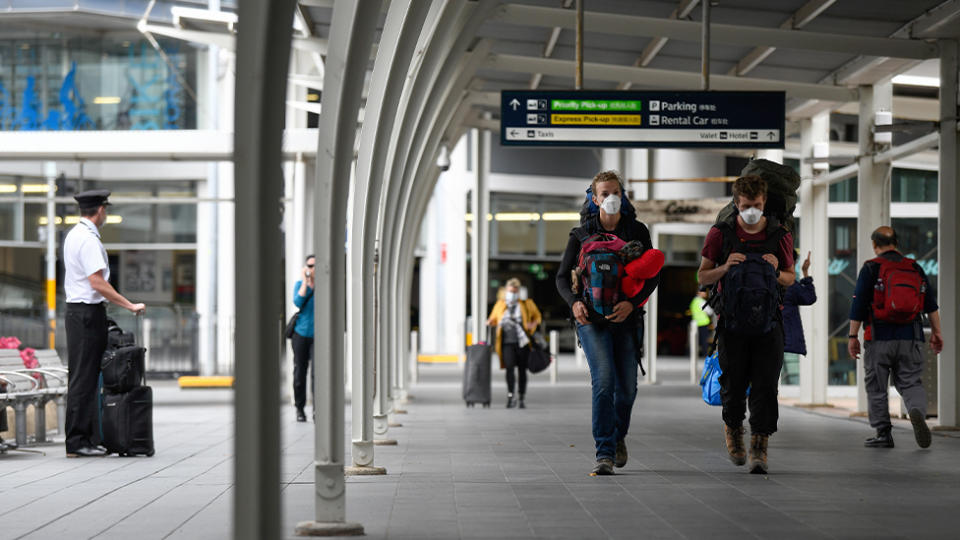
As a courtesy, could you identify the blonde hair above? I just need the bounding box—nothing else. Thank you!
[591,170,624,196]
[505,277,521,289]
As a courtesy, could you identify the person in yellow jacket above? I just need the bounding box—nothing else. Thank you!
[487,278,542,408]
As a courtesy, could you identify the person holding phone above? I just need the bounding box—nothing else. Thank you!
[291,255,315,422]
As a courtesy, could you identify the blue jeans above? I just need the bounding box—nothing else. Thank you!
[576,321,640,460]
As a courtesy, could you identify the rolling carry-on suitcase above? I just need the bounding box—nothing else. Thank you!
[101,314,155,456]
[463,329,492,408]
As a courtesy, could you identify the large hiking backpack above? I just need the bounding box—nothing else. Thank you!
[716,159,801,233]
[716,220,785,335]
[575,231,627,316]
[871,256,926,324]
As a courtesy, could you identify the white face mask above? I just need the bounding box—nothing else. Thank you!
[600,194,621,215]
[740,207,763,225]
[505,291,518,304]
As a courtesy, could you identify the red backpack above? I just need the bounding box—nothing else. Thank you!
[871,256,926,324]
[575,232,627,316]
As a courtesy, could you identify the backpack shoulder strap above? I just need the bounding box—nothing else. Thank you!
[572,225,590,243]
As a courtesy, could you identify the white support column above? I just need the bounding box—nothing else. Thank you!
[937,39,960,428]
[350,0,430,452]
[296,0,381,536]
[799,111,830,405]
[43,162,56,349]
[478,125,491,341]
[377,2,476,396]
[855,81,893,413]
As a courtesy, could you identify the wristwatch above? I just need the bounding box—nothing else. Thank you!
[848,334,858,339]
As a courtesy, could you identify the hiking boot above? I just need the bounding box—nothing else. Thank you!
[748,433,769,475]
[909,408,931,449]
[723,424,746,466]
[506,393,517,409]
[615,440,628,468]
[864,428,894,448]
[590,458,615,476]
[518,394,526,409]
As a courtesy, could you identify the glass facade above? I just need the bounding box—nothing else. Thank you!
[892,168,937,202]
[0,35,197,131]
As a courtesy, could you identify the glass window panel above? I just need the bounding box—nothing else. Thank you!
[0,202,15,241]
[828,218,857,385]
[892,168,937,202]
[892,217,937,293]
[829,176,857,202]
[0,34,196,131]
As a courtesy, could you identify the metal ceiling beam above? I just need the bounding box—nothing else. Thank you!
[492,4,939,60]
[485,52,859,102]
[789,0,960,115]
[873,131,940,164]
[137,20,327,54]
[728,0,836,77]
[529,0,574,89]
[619,0,699,90]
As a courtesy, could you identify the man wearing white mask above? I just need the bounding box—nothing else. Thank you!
[698,175,795,474]
[487,278,541,408]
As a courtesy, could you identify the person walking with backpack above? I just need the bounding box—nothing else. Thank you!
[486,278,542,409]
[698,175,795,474]
[848,226,943,449]
[291,255,315,422]
[555,170,660,476]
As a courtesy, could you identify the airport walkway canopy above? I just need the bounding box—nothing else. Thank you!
[116,1,960,538]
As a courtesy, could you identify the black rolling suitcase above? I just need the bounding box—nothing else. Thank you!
[101,315,155,457]
[463,330,492,408]
[102,385,155,456]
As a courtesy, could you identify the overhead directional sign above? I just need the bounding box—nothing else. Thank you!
[500,90,785,149]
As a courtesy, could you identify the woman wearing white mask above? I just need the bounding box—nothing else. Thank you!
[487,277,541,408]
[555,170,660,476]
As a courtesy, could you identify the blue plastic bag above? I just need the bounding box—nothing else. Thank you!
[699,351,723,406]
[699,351,749,406]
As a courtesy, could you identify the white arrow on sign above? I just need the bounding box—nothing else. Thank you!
[509,98,520,110]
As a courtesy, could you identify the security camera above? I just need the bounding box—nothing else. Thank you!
[437,144,451,172]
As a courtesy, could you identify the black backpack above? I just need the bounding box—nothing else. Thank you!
[714,217,786,335]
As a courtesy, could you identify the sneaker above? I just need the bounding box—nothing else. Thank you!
[723,424,746,466]
[590,458,615,476]
[864,428,894,448]
[296,409,307,422]
[615,440,628,468]
[909,408,931,449]
[506,394,517,409]
[748,433,768,475]
[518,395,526,409]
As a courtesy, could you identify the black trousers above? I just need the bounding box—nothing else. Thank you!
[65,302,107,452]
[502,342,528,395]
[717,323,784,436]
[291,332,314,411]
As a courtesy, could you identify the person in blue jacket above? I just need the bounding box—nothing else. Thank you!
[781,251,816,383]
[291,255,315,422]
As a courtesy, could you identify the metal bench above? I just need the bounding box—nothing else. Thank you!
[0,349,68,446]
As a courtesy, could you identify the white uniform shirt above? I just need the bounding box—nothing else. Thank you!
[63,218,109,303]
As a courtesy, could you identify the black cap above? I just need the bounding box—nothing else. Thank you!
[74,189,112,210]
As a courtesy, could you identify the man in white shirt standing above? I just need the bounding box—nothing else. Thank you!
[63,190,145,457]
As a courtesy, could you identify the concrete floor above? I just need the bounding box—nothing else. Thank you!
[1,356,958,539]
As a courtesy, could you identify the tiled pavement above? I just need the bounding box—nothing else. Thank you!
[2,357,959,539]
